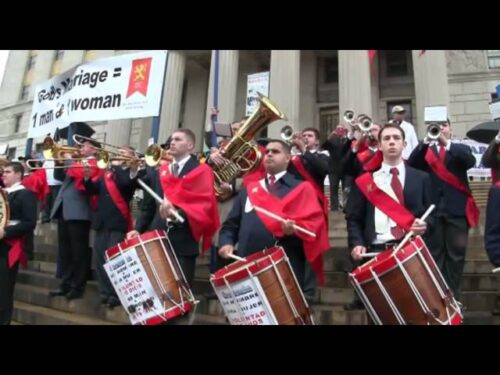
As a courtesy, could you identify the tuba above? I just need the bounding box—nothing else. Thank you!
[209,93,286,195]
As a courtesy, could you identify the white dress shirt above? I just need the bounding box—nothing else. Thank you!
[372,162,406,244]
[400,120,419,160]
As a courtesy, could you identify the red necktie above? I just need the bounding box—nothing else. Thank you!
[268,175,276,194]
[439,145,446,162]
[390,167,405,240]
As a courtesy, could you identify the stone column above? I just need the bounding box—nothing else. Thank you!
[338,50,373,119]
[268,50,300,139]
[205,50,239,126]
[158,50,186,144]
[412,50,450,137]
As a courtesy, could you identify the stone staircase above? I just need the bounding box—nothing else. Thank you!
[12,201,499,325]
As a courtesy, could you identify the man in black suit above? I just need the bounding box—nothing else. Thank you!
[128,129,202,287]
[0,162,37,325]
[219,140,318,291]
[346,125,432,261]
[408,119,478,299]
[84,146,140,308]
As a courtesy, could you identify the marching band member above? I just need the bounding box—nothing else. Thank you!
[346,124,433,262]
[0,162,37,325]
[391,105,419,160]
[48,137,101,300]
[128,129,219,288]
[83,146,140,308]
[218,140,330,293]
[483,129,500,271]
[408,118,478,299]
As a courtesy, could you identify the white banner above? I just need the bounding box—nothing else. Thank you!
[28,50,168,139]
[452,139,491,179]
[214,277,277,325]
[246,71,269,116]
[104,248,167,325]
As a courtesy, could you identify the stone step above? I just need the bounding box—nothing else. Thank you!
[462,311,500,325]
[13,301,116,325]
[462,273,500,291]
[311,305,368,325]
[14,284,130,324]
[463,259,497,274]
[461,291,500,312]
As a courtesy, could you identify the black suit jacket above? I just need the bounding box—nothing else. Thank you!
[135,155,200,257]
[345,166,433,249]
[218,172,304,256]
[0,188,37,257]
[84,166,138,232]
[287,151,330,190]
[322,136,351,176]
[408,142,475,218]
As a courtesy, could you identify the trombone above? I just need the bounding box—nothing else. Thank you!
[95,150,143,170]
[73,134,143,158]
[26,157,91,170]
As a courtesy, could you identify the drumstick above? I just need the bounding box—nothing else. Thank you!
[492,267,500,274]
[253,205,317,238]
[393,204,435,253]
[227,253,246,262]
[137,179,185,223]
[361,252,379,258]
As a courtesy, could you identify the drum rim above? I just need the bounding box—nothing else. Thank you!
[350,236,425,284]
[105,230,168,259]
[134,302,193,325]
[211,247,286,287]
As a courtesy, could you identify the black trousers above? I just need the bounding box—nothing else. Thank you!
[0,257,19,325]
[59,220,91,292]
[177,255,197,288]
[329,173,353,210]
[42,185,61,222]
[428,215,469,300]
[94,228,126,299]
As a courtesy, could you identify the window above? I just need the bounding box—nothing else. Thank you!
[7,147,16,160]
[386,50,409,77]
[387,100,412,122]
[487,50,500,69]
[14,115,22,132]
[324,56,338,84]
[20,85,30,100]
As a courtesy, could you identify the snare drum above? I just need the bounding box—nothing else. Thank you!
[210,247,314,325]
[104,230,197,325]
[349,236,462,325]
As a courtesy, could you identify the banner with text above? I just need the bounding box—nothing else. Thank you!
[28,50,168,139]
[246,71,270,116]
[452,138,491,179]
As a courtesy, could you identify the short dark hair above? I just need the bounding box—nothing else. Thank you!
[5,161,24,175]
[173,128,196,145]
[378,124,406,141]
[267,139,291,155]
[302,127,320,140]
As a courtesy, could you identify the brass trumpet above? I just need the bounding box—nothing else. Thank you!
[144,144,173,167]
[426,123,441,141]
[343,110,355,124]
[280,125,295,143]
[358,115,374,134]
[42,136,80,159]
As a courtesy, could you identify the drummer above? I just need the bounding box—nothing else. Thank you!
[218,140,330,294]
[345,124,434,261]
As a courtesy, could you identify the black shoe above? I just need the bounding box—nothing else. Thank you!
[107,296,121,309]
[49,287,70,297]
[343,301,364,311]
[66,289,84,300]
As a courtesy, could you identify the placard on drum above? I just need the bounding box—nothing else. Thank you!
[214,277,277,325]
[104,248,168,325]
